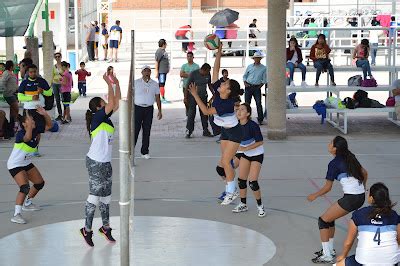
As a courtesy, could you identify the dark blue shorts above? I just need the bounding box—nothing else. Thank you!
[345,255,362,266]
[62,92,71,107]
[109,40,119,49]
[158,73,167,87]
[220,123,243,144]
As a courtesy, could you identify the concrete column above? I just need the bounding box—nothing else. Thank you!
[188,0,192,26]
[26,37,40,68]
[6,37,14,61]
[42,31,55,85]
[267,0,287,140]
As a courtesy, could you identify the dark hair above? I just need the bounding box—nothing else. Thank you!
[5,60,14,70]
[311,18,315,23]
[158,39,166,47]
[21,58,33,67]
[187,51,194,56]
[361,39,369,57]
[227,79,244,101]
[288,37,299,47]
[101,22,106,27]
[85,97,103,134]
[0,62,5,67]
[61,61,68,68]
[27,64,38,71]
[316,34,326,45]
[200,63,211,71]
[241,103,252,119]
[54,52,61,57]
[222,69,228,75]
[391,16,395,21]
[368,182,396,219]
[323,18,329,27]
[253,19,257,22]
[116,20,120,25]
[332,136,364,183]
[18,114,30,130]
[80,62,85,66]
[67,63,70,68]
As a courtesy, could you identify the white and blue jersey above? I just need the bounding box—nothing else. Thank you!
[212,91,238,128]
[352,206,400,264]
[239,120,264,157]
[326,156,365,195]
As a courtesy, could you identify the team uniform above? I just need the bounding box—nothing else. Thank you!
[345,206,400,266]
[109,25,122,49]
[237,120,264,163]
[326,156,365,212]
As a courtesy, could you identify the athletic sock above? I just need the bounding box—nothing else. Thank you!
[227,181,236,194]
[256,199,262,206]
[14,205,22,216]
[241,198,247,204]
[322,242,331,258]
[328,238,334,254]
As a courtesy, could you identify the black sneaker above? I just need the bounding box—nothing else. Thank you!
[203,131,213,137]
[314,249,336,257]
[99,226,116,243]
[185,130,192,139]
[80,227,94,247]
[55,115,63,121]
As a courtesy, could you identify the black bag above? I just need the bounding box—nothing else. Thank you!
[342,97,355,109]
[353,89,368,102]
[359,97,372,108]
[44,93,54,111]
[1,116,14,139]
[348,75,362,86]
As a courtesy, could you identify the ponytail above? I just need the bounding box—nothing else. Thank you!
[85,110,93,134]
[333,136,364,183]
[86,97,103,135]
[368,182,396,219]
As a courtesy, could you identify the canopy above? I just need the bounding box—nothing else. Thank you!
[0,0,38,37]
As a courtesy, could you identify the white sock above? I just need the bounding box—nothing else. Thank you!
[14,205,22,216]
[24,197,32,206]
[225,184,228,193]
[322,242,331,258]
[328,238,334,253]
[227,181,236,194]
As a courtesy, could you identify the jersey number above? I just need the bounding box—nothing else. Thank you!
[373,227,381,245]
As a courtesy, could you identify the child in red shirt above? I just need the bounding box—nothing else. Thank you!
[75,62,91,97]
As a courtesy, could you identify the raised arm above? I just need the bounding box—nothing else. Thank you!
[188,83,217,116]
[211,42,223,84]
[103,73,115,115]
[36,106,53,131]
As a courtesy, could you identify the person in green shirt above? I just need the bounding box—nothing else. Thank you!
[180,51,199,115]
[307,18,318,47]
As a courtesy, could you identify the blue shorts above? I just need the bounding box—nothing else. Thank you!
[345,255,362,266]
[158,73,167,87]
[220,123,243,144]
[109,40,119,49]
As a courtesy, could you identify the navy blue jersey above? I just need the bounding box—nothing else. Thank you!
[212,91,238,128]
[240,120,264,156]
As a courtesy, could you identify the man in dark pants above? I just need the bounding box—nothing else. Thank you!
[186,63,214,138]
[243,51,267,125]
[131,65,162,159]
[85,21,96,61]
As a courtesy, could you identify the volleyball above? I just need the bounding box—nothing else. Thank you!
[204,34,220,50]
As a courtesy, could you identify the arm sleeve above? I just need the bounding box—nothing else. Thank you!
[310,46,316,60]
[17,81,33,102]
[40,79,52,96]
[15,131,25,143]
[155,50,161,62]
[243,66,250,81]
[325,160,337,181]
[298,49,303,63]
[351,211,360,226]
[252,123,263,142]
[263,66,267,84]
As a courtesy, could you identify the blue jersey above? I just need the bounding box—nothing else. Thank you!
[212,91,238,128]
[239,120,264,157]
[18,77,51,109]
[352,206,400,264]
[7,127,42,169]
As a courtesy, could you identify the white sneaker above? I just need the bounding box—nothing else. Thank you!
[232,203,248,213]
[301,81,308,87]
[141,154,150,160]
[257,204,266,217]
[11,214,26,224]
[221,192,237,205]
[290,81,295,87]
[22,203,41,211]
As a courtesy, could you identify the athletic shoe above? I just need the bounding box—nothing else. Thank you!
[301,81,308,87]
[185,130,192,139]
[11,214,26,224]
[233,189,239,199]
[311,255,335,264]
[314,249,336,258]
[22,203,41,211]
[80,228,94,247]
[221,192,238,205]
[257,204,266,217]
[141,154,150,160]
[203,131,213,137]
[217,191,226,202]
[216,139,221,144]
[55,115,63,121]
[99,226,116,243]
[232,202,248,213]
[62,120,69,124]
[290,81,295,87]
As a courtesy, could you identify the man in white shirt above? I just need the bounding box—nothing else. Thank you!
[131,65,162,159]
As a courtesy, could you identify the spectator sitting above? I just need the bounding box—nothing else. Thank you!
[353,39,373,80]
[392,79,400,120]
[226,23,239,48]
[286,37,307,87]
[310,34,336,86]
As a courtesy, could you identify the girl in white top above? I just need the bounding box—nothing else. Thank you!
[80,73,121,247]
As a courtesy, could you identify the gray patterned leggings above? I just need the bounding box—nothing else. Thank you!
[84,156,113,231]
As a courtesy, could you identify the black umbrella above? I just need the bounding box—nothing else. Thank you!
[209,8,239,27]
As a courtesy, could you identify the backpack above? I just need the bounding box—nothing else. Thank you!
[342,97,355,109]
[353,89,368,102]
[386,97,396,107]
[44,93,55,111]
[324,97,346,109]
[347,75,362,86]
[361,78,377,87]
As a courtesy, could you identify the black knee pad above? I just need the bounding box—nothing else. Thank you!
[33,181,45,191]
[19,184,30,195]
[318,217,330,229]
[238,178,247,189]
[249,181,260,191]
[216,166,225,177]
[328,221,335,227]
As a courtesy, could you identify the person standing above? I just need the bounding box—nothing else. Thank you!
[108,20,122,63]
[185,64,213,138]
[80,73,121,247]
[51,53,64,120]
[155,39,170,103]
[85,21,96,61]
[60,61,72,124]
[129,65,162,160]
[180,52,200,115]
[175,25,192,53]
[307,18,318,47]
[226,23,239,48]
[2,61,19,131]
[243,51,267,125]
[209,69,229,138]
[249,19,260,46]
[101,23,109,61]
[369,19,382,66]
[94,21,100,60]
[75,62,91,97]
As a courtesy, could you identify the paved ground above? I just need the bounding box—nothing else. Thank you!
[0,43,399,266]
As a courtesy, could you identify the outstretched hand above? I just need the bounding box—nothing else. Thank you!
[36,106,47,116]
[188,83,198,96]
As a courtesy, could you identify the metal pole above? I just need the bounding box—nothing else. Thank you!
[74,0,79,68]
[188,0,192,26]
[129,30,135,166]
[108,0,113,25]
[119,99,130,266]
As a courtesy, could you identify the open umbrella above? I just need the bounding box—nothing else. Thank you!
[209,8,239,27]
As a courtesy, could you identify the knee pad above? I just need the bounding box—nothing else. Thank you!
[238,178,247,189]
[328,221,335,227]
[19,184,30,195]
[249,181,260,191]
[33,181,45,191]
[99,195,111,205]
[318,217,330,229]
[87,195,100,206]
[216,166,225,177]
